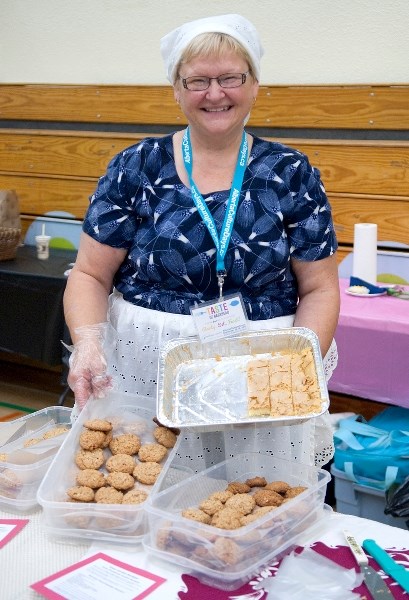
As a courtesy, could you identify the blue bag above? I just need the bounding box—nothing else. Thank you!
[333,407,409,490]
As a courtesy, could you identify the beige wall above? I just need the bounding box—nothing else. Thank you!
[1,0,408,85]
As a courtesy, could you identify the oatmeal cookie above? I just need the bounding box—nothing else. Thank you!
[225,493,256,515]
[79,430,107,451]
[213,537,241,565]
[84,419,113,432]
[153,426,177,449]
[199,498,224,516]
[138,443,167,463]
[240,506,274,526]
[208,490,233,504]
[245,476,267,488]
[285,485,307,498]
[211,507,243,530]
[109,433,141,455]
[122,489,148,505]
[76,469,106,489]
[182,508,211,525]
[152,417,180,436]
[42,426,69,439]
[133,461,162,485]
[156,528,171,550]
[106,453,135,474]
[254,505,277,516]
[192,546,212,561]
[64,513,91,528]
[226,481,251,494]
[66,485,95,502]
[265,480,291,495]
[94,486,124,504]
[0,469,21,489]
[101,430,113,448]
[253,489,283,507]
[75,448,105,470]
[23,437,41,448]
[106,472,135,491]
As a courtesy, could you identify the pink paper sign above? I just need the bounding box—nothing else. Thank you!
[0,519,29,548]
[31,552,166,600]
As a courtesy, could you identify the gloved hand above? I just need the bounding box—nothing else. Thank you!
[66,322,114,410]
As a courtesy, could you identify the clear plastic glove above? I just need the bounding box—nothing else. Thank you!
[65,323,114,411]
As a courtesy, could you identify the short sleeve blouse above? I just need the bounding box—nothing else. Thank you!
[83,134,337,320]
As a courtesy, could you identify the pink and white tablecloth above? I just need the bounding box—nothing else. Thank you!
[329,278,409,407]
[1,506,408,599]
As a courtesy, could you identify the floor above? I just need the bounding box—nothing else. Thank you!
[0,359,74,421]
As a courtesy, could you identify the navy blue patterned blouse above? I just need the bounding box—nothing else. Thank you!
[83,133,337,320]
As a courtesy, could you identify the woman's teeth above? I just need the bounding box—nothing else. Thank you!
[204,107,230,112]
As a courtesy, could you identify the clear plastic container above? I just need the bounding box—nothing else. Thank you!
[37,391,181,545]
[157,327,328,429]
[0,406,72,512]
[144,452,330,590]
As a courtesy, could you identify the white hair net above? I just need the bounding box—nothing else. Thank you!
[160,14,264,83]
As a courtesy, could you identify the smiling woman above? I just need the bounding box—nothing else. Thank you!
[63,14,340,469]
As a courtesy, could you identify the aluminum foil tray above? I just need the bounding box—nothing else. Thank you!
[157,327,329,428]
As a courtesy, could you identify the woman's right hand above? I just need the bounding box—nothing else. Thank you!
[67,323,113,410]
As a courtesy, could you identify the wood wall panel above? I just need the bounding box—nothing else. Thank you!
[329,193,409,246]
[274,139,409,196]
[0,174,92,218]
[0,130,142,178]
[1,84,408,129]
[255,85,409,130]
[0,85,182,125]
[2,131,409,197]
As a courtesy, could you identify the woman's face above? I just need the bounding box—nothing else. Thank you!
[175,49,259,139]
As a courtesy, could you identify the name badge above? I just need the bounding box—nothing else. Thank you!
[191,294,248,343]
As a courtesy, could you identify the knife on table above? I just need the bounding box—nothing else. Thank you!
[344,531,394,598]
[363,538,409,593]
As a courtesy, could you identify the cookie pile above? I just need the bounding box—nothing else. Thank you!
[181,476,307,529]
[156,475,309,568]
[0,426,71,499]
[0,426,70,464]
[66,418,178,505]
[23,426,70,448]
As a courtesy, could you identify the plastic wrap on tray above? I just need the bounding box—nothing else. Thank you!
[157,327,329,428]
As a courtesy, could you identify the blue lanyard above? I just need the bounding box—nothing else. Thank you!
[182,127,248,283]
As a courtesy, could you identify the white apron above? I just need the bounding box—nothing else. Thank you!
[104,291,338,467]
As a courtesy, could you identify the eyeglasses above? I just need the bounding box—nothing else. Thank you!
[181,72,249,91]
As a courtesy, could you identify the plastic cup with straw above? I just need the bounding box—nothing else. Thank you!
[35,223,51,259]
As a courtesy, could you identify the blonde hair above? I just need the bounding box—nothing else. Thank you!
[174,32,256,84]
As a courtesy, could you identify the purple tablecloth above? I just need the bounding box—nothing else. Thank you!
[329,278,409,406]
